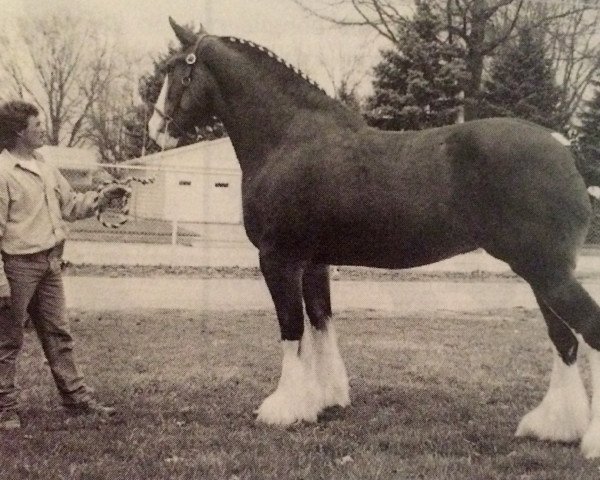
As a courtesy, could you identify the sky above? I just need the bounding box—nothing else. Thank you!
[0,0,407,97]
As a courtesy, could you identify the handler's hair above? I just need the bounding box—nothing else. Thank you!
[0,100,39,151]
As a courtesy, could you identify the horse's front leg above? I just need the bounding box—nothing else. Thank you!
[254,252,323,425]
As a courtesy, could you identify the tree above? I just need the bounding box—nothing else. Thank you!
[292,0,600,120]
[335,79,363,111]
[319,44,370,111]
[294,0,525,120]
[478,27,567,130]
[0,13,137,149]
[366,1,467,130]
[499,1,600,123]
[82,75,142,163]
[576,79,600,176]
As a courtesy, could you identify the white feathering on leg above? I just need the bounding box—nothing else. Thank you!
[311,321,350,409]
[516,349,590,443]
[255,338,323,425]
[582,348,600,458]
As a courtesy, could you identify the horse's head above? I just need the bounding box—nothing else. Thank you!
[148,18,219,150]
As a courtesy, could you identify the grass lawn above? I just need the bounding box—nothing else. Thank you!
[1,307,599,479]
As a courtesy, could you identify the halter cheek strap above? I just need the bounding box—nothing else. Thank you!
[152,33,211,140]
[180,33,209,85]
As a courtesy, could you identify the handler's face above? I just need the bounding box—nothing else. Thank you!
[18,115,46,150]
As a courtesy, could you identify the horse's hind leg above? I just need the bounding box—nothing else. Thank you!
[303,263,350,409]
[254,252,322,425]
[514,264,600,457]
[516,291,590,443]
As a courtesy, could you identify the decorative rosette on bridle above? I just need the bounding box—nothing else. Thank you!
[96,176,155,228]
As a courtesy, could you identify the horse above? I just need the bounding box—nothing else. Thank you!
[149,18,600,458]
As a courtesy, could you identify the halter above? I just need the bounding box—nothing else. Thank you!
[151,32,210,140]
[150,106,194,142]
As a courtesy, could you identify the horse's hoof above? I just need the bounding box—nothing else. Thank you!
[255,390,319,425]
[516,400,589,443]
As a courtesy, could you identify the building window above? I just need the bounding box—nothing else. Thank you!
[214,182,229,188]
[179,180,192,186]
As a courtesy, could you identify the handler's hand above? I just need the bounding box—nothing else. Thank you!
[0,296,11,310]
[97,184,131,209]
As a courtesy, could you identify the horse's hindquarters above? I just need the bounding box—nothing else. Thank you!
[439,120,590,272]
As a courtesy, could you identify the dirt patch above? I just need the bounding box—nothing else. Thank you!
[62,262,526,282]
[62,262,600,283]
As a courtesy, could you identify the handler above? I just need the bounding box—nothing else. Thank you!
[0,100,128,430]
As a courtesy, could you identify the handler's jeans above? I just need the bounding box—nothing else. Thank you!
[0,244,90,412]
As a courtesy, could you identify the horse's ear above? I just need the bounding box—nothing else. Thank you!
[169,17,198,47]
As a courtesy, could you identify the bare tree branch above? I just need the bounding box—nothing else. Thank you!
[1,12,141,152]
[291,0,411,42]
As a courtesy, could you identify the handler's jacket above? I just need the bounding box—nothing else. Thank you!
[0,149,100,296]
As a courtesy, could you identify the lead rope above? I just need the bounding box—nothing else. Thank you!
[96,175,156,228]
[96,103,173,228]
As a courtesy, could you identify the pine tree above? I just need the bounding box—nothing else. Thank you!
[478,27,567,131]
[576,79,600,178]
[365,0,467,131]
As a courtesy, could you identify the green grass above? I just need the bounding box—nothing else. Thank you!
[2,307,600,479]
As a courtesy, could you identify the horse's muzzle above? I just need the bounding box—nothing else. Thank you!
[154,131,179,150]
[148,109,180,150]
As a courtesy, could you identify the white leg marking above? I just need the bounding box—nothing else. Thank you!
[310,322,350,408]
[582,348,600,458]
[255,338,323,425]
[516,348,590,443]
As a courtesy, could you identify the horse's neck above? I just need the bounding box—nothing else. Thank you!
[204,40,361,172]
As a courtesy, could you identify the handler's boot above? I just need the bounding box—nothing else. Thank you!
[63,398,116,417]
[0,411,21,430]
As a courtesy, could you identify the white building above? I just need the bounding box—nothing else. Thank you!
[124,138,242,224]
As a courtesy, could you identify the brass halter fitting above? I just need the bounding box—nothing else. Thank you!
[180,33,206,85]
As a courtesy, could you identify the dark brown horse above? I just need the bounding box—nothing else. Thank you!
[149,18,600,458]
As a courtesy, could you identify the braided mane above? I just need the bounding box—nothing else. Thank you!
[222,36,329,96]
